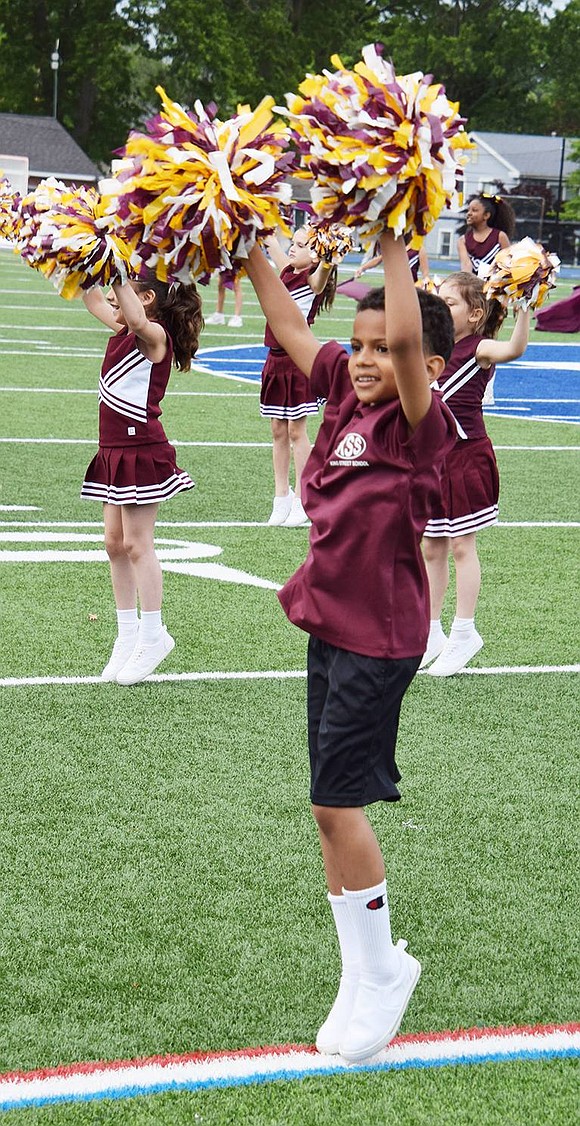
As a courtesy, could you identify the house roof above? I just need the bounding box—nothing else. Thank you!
[0,113,99,182]
[472,131,578,182]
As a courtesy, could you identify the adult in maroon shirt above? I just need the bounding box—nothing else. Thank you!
[244,231,457,1064]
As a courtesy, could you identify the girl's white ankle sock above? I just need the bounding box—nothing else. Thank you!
[116,608,139,640]
[140,610,163,643]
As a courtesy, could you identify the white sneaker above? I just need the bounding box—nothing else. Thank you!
[419,631,447,669]
[267,489,294,526]
[227,314,243,327]
[116,628,175,685]
[101,635,139,682]
[427,629,483,677]
[339,940,421,1063]
[282,496,310,527]
[316,975,359,1055]
[205,311,225,325]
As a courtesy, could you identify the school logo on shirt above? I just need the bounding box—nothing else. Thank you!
[330,433,369,467]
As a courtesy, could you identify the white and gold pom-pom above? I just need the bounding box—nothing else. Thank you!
[305,222,355,264]
[111,87,296,282]
[283,44,473,248]
[14,178,131,298]
[480,237,560,310]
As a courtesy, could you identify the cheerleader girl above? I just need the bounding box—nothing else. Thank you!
[261,229,336,527]
[81,274,203,684]
[457,193,516,275]
[421,272,530,676]
[457,195,516,407]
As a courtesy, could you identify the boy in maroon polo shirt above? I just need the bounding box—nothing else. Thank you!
[245,230,457,1062]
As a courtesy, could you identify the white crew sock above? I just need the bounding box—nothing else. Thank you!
[139,609,163,644]
[450,616,475,637]
[116,608,139,640]
[328,893,361,982]
[343,881,399,985]
[427,619,446,644]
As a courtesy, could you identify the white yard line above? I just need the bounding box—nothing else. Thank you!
[1,664,578,688]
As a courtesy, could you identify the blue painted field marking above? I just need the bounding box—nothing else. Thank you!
[194,342,580,423]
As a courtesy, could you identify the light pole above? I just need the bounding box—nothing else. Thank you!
[50,38,60,118]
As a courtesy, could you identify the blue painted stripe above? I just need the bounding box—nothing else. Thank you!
[1,1045,578,1112]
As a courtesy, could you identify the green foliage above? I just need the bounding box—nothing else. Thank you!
[0,0,578,170]
[562,139,580,220]
[0,253,578,1122]
[0,0,146,165]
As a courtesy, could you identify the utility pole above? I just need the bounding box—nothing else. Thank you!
[51,39,60,119]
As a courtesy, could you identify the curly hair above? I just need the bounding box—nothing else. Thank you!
[357,286,455,362]
[319,266,337,312]
[441,271,506,339]
[134,275,204,371]
[465,193,516,240]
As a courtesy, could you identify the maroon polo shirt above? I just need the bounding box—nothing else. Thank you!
[278,341,457,658]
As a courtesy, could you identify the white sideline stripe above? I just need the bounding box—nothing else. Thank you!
[0,349,102,357]
[0,506,39,511]
[0,437,271,448]
[495,445,580,451]
[0,324,101,333]
[1,435,579,453]
[0,387,255,397]
[0,1027,577,1111]
[1,665,578,688]
[0,519,578,530]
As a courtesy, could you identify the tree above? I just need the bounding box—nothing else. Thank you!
[369,0,559,133]
[0,0,149,166]
[562,141,580,221]
[533,0,580,135]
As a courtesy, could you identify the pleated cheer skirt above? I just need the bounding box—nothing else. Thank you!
[81,442,194,506]
[423,436,499,538]
[260,351,320,420]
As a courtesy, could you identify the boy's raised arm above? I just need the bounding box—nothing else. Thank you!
[379,230,432,430]
[245,244,322,379]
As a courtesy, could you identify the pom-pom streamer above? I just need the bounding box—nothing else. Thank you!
[11,178,131,298]
[283,44,473,248]
[480,237,560,311]
[112,87,296,282]
[306,222,355,264]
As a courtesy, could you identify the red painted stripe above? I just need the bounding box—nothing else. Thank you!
[1,1023,578,1085]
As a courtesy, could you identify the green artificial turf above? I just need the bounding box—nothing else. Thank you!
[0,251,578,1123]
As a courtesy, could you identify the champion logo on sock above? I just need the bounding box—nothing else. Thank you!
[366,895,385,910]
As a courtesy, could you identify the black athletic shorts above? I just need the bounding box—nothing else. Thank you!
[307,636,420,807]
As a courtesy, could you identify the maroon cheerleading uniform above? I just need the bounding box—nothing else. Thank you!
[278,341,457,660]
[260,265,323,420]
[464,227,503,274]
[407,248,420,282]
[424,334,499,538]
[81,325,193,505]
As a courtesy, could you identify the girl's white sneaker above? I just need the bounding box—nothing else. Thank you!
[283,497,310,527]
[116,628,175,686]
[267,489,294,526]
[101,636,138,682]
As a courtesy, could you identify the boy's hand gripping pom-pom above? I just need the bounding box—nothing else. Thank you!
[111,87,297,283]
[479,237,560,311]
[282,43,473,250]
